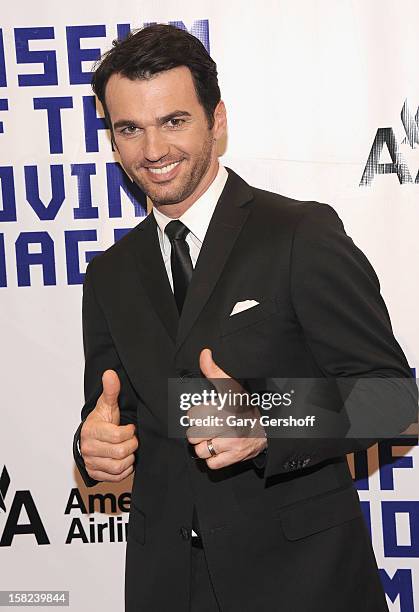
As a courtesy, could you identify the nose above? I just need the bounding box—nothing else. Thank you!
[143,128,169,162]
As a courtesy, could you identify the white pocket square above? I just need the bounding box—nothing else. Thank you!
[230,300,260,316]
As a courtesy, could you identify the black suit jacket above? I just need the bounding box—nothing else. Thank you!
[74,168,417,612]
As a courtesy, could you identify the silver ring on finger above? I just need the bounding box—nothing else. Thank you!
[207,439,217,457]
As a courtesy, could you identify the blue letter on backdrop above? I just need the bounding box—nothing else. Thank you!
[382,501,419,557]
[0,99,8,133]
[380,569,414,612]
[117,24,131,41]
[25,165,65,221]
[33,97,73,154]
[65,229,100,285]
[82,96,108,152]
[71,164,99,219]
[0,234,6,287]
[14,27,58,87]
[0,167,16,222]
[66,25,106,85]
[360,501,372,540]
[106,162,146,218]
[16,232,56,286]
[378,438,416,490]
[0,30,6,87]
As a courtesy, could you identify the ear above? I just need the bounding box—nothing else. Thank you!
[212,100,227,141]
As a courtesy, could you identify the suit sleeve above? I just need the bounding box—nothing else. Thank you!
[73,257,138,487]
[262,203,417,479]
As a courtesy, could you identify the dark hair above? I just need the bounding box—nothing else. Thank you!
[92,24,221,129]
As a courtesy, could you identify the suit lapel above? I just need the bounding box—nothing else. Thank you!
[129,213,179,343]
[176,169,253,351]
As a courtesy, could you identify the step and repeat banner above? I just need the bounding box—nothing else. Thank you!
[1,1,418,610]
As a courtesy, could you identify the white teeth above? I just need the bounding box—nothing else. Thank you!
[148,161,180,175]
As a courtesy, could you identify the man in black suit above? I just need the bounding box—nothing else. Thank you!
[74,24,417,612]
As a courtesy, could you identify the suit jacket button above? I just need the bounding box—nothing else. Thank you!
[180,527,190,540]
[283,459,298,471]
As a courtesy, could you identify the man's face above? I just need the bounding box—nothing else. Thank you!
[105,66,226,213]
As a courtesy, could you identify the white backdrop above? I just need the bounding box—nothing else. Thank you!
[1,1,418,610]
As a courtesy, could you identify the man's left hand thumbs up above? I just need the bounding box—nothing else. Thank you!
[186,348,267,469]
[199,348,229,380]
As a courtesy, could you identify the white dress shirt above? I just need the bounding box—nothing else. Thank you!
[153,165,228,289]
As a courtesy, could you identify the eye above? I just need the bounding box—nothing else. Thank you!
[167,117,185,128]
[120,125,140,136]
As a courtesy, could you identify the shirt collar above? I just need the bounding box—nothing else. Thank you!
[153,165,228,253]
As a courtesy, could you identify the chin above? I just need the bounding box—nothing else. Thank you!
[148,182,196,206]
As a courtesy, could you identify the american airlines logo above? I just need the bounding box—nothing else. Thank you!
[360,99,419,186]
[0,466,49,546]
[0,465,131,546]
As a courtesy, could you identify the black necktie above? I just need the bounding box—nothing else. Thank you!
[164,220,193,313]
[165,221,199,534]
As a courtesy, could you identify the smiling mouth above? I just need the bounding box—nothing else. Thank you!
[147,161,181,175]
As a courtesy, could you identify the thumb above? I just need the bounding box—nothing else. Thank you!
[100,370,121,422]
[199,348,230,380]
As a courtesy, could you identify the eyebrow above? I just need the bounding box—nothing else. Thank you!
[113,110,192,130]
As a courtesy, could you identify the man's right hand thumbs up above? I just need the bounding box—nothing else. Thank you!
[80,370,139,483]
[95,370,121,425]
